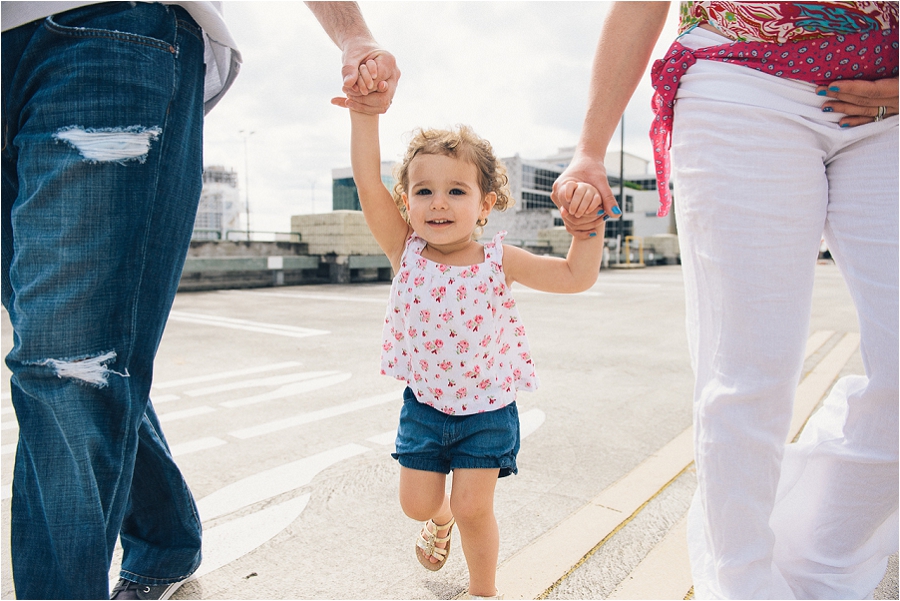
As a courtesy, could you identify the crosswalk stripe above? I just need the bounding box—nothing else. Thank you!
[153,361,303,390]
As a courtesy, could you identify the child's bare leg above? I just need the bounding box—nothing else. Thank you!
[451,468,500,597]
[399,467,453,564]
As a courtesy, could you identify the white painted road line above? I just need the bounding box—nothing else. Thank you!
[1,422,17,431]
[187,370,340,398]
[196,443,370,521]
[192,494,311,581]
[607,516,691,600]
[233,290,388,304]
[171,437,228,457]
[219,373,353,409]
[367,430,397,446]
[1,443,16,456]
[157,406,216,423]
[1,406,13,415]
[150,394,180,404]
[228,390,401,439]
[153,361,302,390]
[168,311,329,339]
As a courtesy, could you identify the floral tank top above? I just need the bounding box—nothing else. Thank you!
[679,2,898,42]
[381,231,538,415]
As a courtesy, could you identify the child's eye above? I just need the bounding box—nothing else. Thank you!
[415,188,431,196]
[449,188,466,196]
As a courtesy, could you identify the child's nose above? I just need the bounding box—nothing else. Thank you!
[430,192,449,209]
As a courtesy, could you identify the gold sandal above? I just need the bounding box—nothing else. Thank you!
[415,517,455,571]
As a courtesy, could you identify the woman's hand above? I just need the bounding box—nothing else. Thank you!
[817,77,898,127]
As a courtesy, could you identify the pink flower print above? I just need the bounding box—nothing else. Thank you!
[429,387,444,401]
[456,388,468,400]
[407,327,417,338]
[448,379,457,387]
[470,265,480,275]
[399,271,410,283]
[424,339,444,354]
[493,285,504,296]
[394,330,404,341]
[500,343,510,355]
[417,258,427,269]
[431,286,446,302]
[502,298,516,309]
[448,277,455,285]
[414,275,425,287]
[440,309,454,322]
[488,396,497,404]
[440,405,455,415]
[448,329,458,338]
[414,372,422,382]
[461,404,467,412]
[503,376,513,392]
[486,356,495,369]
[438,264,451,273]
[404,303,411,315]
[413,296,421,305]
[420,309,431,323]
[456,285,467,301]
[419,359,429,372]
[459,269,470,278]
[478,379,491,390]
[439,360,453,372]
[520,352,531,361]
[383,341,393,352]
[380,368,387,375]
[463,365,481,379]
[513,368,522,380]
[456,340,469,354]
[476,282,488,294]
[479,335,492,348]
[515,325,526,337]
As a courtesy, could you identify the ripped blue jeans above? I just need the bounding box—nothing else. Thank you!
[2,4,205,598]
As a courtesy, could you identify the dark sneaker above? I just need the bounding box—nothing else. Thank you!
[110,578,186,600]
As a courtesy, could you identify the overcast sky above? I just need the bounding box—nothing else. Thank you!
[202,2,681,233]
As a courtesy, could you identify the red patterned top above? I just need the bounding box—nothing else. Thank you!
[679,2,898,42]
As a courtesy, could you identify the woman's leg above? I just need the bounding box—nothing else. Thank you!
[451,468,500,597]
[672,63,834,599]
[771,118,899,598]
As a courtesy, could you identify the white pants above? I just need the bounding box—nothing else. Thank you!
[672,29,899,600]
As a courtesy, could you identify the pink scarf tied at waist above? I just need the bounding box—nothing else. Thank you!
[649,28,899,217]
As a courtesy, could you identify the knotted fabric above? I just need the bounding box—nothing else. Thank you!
[650,28,899,216]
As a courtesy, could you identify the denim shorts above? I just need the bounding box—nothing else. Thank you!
[392,388,521,477]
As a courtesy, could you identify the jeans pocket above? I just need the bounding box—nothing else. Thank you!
[42,3,179,54]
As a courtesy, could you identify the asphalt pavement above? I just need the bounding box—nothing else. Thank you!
[1,263,896,599]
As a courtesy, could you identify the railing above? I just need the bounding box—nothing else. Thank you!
[223,230,302,242]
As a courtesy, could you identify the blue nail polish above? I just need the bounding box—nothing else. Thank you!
[822,106,833,112]
[840,123,850,128]
[589,232,597,237]
[829,86,840,92]
[597,209,605,216]
[817,90,827,96]
[611,206,622,216]
[602,215,610,222]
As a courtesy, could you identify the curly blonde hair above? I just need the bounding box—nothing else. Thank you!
[392,125,513,229]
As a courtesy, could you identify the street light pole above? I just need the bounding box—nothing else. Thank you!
[240,129,254,241]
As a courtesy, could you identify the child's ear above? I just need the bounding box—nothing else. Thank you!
[402,192,410,212]
[481,192,497,217]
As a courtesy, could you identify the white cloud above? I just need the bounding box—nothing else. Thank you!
[202,1,680,233]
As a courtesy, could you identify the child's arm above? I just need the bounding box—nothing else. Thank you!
[349,110,411,270]
[502,182,604,294]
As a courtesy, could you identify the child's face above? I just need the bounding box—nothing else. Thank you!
[402,154,495,249]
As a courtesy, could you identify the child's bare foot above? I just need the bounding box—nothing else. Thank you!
[415,517,455,571]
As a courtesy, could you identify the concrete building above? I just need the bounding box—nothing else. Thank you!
[332,162,396,212]
[194,165,242,240]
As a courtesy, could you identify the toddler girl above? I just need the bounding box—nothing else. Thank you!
[337,62,604,600]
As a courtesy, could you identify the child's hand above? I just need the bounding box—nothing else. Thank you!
[558,180,602,219]
[332,60,390,111]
